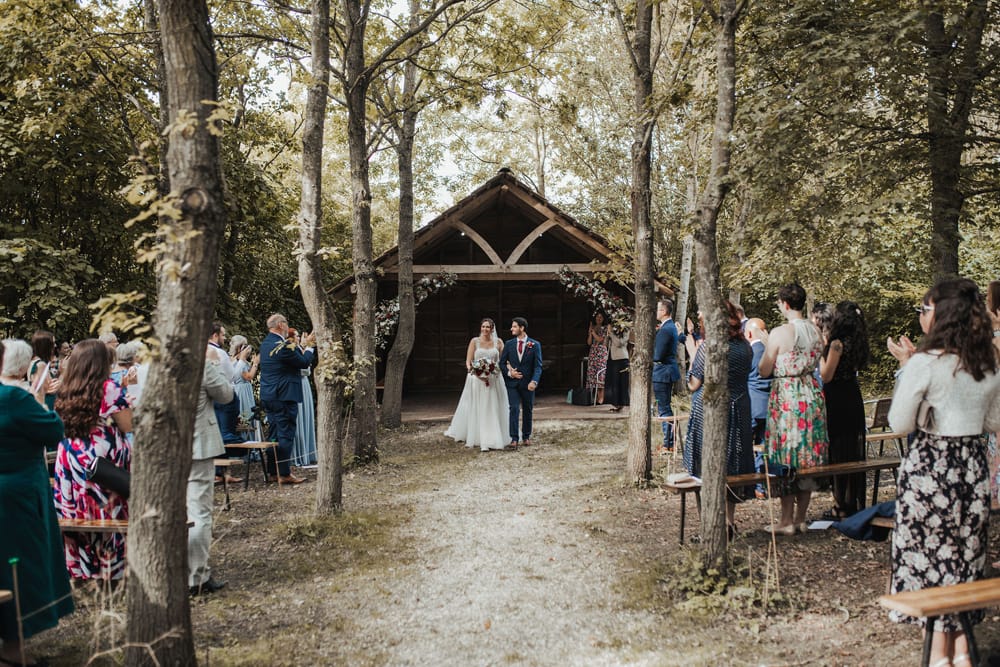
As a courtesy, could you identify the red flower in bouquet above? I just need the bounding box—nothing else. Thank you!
[470,358,497,386]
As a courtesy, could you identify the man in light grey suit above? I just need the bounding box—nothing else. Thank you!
[188,358,233,595]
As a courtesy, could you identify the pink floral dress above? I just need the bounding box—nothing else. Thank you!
[54,379,132,580]
[764,319,829,491]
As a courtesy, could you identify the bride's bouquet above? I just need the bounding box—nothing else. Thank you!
[470,358,498,386]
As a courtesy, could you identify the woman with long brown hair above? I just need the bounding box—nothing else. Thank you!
[53,338,133,581]
[887,278,1000,667]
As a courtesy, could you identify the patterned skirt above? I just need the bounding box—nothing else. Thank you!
[890,431,989,631]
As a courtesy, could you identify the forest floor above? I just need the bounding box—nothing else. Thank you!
[39,415,1000,666]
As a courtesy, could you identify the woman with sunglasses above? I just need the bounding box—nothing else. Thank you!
[886,278,1000,667]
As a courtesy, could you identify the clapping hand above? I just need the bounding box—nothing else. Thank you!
[303,331,317,348]
[887,335,917,367]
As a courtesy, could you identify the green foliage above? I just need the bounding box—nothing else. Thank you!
[0,238,96,336]
[659,547,787,619]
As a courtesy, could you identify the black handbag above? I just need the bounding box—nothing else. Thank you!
[87,457,131,500]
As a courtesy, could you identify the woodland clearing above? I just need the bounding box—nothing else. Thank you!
[39,417,1000,666]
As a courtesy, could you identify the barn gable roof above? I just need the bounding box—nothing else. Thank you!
[330,169,630,299]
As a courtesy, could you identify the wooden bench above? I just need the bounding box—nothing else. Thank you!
[58,518,129,534]
[866,430,908,458]
[222,441,280,489]
[870,516,895,529]
[664,458,901,544]
[0,590,11,604]
[879,578,1000,666]
[654,413,690,454]
[214,458,241,510]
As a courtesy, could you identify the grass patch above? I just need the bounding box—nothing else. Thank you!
[618,547,789,621]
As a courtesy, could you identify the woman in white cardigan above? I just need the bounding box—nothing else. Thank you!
[886,278,1000,667]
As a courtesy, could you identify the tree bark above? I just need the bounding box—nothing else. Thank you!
[125,1,227,663]
[142,0,170,197]
[693,0,742,569]
[924,1,987,280]
[298,0,347,513]
[343,0,379,464]
[625,0,655,486]
[380,0,421,429]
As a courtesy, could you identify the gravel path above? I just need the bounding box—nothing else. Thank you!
[342,421,664,666]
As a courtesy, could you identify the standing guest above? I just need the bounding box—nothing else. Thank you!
[987,281,1000,510]
[188,357,234,596]
[98,332,118,351]
[259,314,314,484]
[586,312,609,405]
[820,301,870,518]
[1,339,33,391]
[126,342,149,406]
[653,299,682,451]
[886,278,1000,667]
[684,313,703,369]
[208,323,243,484]
[745,318,772,446]
[110,341,140,393]
[604,326,631,412]
[288,329,317,467]
[0,342,74,667]
[745,318,772,499]
[29,330,59,410]
[53,339,132,581]
[759,283,829,535]
[54,340,73,377]
[811,302,834,389]
[228,335,260,424]
[683,304,754,537]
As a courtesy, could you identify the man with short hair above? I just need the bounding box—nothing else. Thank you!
[499,317,543,448]
[652,299,681,450]
[207,322,243,484]
[188,357,233,595]
[98,332,118,350]
[259,313,315,484]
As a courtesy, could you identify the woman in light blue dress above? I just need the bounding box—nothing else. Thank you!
[289,330,317,466]
[228,335,258,423]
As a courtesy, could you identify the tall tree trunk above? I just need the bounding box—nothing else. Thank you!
[126,1,227,663]
[298,0,347,513]
[925,1,986,280]
[343,0,379,463]
[143,0,169,196]
[694,0,743,568]
[381,0,421,429]
[625,0,655,485]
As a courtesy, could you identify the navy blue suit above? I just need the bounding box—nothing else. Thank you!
[259,332,314,476]
[747,339,771,444]
[652,319,682,446]
[499,336,543,443]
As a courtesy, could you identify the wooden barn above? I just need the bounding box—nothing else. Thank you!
[334,169,661,394]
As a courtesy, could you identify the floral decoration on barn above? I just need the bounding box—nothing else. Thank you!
[556,266,633,334]
[375,271,458,349]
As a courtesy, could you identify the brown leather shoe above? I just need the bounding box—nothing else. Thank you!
[224,475,243,484]
[521,439,531,447]
[278,474,307,484]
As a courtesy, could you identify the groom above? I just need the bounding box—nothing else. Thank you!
[500,317,543,448]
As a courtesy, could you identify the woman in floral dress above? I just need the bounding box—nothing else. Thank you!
[53,339,132,581]
[758,283,829,535]
[586,312,609,405]
[886,278,1000,667]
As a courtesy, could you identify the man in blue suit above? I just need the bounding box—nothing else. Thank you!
[499,317,543,448]
[259,313,314,484]
[653,299,682,450]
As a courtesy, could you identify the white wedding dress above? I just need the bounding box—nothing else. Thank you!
[444,336,510,450]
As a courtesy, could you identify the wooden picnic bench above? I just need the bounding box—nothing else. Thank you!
[222,441,280,489]
[879,578,1000,667]
[214,457,240,510]
[58,518,130,534]
[664,457,901,544]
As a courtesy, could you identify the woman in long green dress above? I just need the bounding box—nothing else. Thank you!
[0,341,74,666]
[758,284,830,535]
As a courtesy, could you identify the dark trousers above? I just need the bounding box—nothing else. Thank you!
[506,384,535,442]
[262,399,297,477]
[653,381,674,446]
[214,395,243,476]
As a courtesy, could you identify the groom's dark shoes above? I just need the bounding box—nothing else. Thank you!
[521,439,531,447]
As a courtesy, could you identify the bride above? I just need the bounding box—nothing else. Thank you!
[445,318,510,451]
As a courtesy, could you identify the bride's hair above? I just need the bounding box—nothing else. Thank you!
[480,318,500,343]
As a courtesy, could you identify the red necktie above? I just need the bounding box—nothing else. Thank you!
[518,340,524,355]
